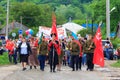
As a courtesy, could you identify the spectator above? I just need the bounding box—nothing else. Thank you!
[116,47,120,59]
[104,40,111,60]
[113,49,119,60]
[0,46,4,55]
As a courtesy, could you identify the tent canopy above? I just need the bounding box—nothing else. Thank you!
[62,22,85,34]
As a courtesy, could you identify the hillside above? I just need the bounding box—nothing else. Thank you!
[0,0,120,33]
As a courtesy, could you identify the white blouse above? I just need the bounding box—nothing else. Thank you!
[21,42,28,55]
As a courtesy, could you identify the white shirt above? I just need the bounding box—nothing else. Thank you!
[21,42,28,55]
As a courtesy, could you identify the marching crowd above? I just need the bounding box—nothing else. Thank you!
[1,33,119,72]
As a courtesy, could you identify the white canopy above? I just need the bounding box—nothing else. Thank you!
[62,22,85,34]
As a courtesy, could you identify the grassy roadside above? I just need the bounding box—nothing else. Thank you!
[111,60,120,68]
[0,52,10,65]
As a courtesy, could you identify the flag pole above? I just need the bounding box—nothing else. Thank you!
[99,21,103,27]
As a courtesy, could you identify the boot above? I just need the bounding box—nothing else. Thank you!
[34,66,37,69]
[30,66,32,69]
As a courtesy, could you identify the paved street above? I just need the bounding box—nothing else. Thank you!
[0,63,114,80]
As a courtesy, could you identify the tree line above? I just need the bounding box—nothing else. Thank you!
[0,0,120,34]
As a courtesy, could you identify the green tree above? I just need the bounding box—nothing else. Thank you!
[10,2,52,27]
[77,28,93,37]
[0,6,6,27]
[55,4,85,23]
[90,0,120,33]
[17,0,24,2]
[110,0,120,31]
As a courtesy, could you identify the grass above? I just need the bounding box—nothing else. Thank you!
[111,60,120,68]
[0,52,10,65]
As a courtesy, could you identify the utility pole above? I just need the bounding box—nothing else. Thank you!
[20,16,22,30]
[6,0,9,40]
[106,0,110,39]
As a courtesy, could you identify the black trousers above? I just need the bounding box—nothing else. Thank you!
[79,57,82,70]
[71,55,79,71]
[86,53,94,70]
[49,52,58,71]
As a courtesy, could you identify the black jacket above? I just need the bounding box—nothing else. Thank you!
[18,42,32,55]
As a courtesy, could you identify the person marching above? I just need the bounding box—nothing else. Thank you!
[38,36,48,71]
[48,33,59,72]
[6,39,15,64]
[84,34,95,71]
[78,38,84,70]
[57,40,64,71]
[82,37,87,66]
[18,38,32,71]
[70,37,80,71]
[28,37,39,69]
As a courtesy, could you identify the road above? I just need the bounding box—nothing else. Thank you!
[0,63,113,80]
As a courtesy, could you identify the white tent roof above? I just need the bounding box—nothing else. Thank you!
[62,22,85,34]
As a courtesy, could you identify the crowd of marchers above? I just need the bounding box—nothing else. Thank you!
[0,34,120,72]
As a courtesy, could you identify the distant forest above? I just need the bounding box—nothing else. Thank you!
[0,0,120,33]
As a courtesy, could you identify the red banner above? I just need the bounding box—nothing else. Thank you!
[93,27,104,67]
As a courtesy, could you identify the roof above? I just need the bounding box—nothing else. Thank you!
[62,22,85,34]
[0,21,29,34]
[82,24,98,28]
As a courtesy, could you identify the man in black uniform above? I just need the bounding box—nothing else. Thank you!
[48,33,59,72]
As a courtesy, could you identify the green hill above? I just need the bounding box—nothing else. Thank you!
[0,0,120,33]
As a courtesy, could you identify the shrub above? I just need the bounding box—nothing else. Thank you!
[0,52,10,65]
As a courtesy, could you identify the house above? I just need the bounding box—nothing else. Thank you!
[0,21,29,35]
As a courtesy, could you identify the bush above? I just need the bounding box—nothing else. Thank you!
[0,52,10,65]
[111,60,120,68]
[77,28,93,37]
[111,38,120,49]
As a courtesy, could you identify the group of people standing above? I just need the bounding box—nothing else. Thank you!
[5,33,96,72]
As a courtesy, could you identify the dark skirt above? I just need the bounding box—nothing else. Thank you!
[28,47,39,66]
[20,54,29,63]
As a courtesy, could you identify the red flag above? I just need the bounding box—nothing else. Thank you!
[51,13,58,40]
[6,40,14,51]
[93,27,104,67]
[51,13,61,55]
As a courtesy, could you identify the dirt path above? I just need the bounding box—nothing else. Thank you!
[103,60,120,80]
[0,60,119,80]
[0,65,20,80]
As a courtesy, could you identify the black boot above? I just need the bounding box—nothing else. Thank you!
[53,68,56,72]
[34,66,37,69]
[30,66,32,69]
[50,69,52,72]
[72,68,75,71]
[23,68,27,71]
